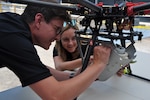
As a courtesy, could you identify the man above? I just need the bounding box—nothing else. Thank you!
[0,1,111,100]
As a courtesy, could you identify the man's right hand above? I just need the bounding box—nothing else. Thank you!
[93,45,111,67]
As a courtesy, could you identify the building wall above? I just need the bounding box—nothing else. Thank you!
[0,1,26,14]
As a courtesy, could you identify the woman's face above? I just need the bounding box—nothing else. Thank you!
[61,27,77,53]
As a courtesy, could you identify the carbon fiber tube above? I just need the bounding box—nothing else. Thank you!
[133,2,150,12]
[70,0,102,13]
[127,2,150,16]
[6,0,78,11]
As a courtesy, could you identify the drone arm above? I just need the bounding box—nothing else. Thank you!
[2,0,78,11]
[127,2,150,16]
[70,0,102,13]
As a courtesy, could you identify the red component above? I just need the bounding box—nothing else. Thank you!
[127,6,134,16]
[126,2,145,7]
[114,4,119,7]
[96,2,103,7]
[77,4,82,7]
[144,10,150,15]
[126,2,146,16]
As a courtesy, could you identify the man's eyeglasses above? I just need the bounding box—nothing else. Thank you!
[50,22,62,35]
[56,28,62,35]
[51,19,77,35]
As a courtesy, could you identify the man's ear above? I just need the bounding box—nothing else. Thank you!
[34,13,44,29]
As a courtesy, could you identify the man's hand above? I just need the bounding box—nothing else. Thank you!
[93,45,111,67]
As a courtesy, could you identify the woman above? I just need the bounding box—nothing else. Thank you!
[53,21,125,79]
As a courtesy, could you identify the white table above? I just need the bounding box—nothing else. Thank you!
[78,75,150,100]
[0,75,149,100]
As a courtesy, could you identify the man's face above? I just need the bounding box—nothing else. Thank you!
[32,15,63,50]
